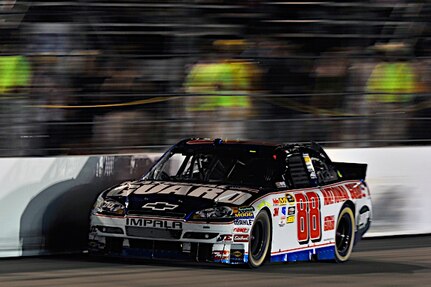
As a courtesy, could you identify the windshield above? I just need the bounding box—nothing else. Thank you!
[145,147,281,188]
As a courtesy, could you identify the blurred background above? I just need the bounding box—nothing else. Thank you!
[0,0,430,156]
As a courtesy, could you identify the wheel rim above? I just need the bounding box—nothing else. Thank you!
[336,213,352,256]
[250,220,267,259]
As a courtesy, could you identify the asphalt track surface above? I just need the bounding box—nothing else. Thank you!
[0,235,430,287]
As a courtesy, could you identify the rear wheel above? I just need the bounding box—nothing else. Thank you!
[248,210,271,268]
[335,206,355,262]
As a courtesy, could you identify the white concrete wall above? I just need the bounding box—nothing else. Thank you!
[0,154,158,257]
[327,147,431,237]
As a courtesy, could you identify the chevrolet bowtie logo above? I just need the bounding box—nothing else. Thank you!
[142,202,178,211]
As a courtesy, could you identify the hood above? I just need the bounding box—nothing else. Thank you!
[103,180,261,217]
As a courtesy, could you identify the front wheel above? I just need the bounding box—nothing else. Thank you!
[335,206,355,262]
[248,210,271,268]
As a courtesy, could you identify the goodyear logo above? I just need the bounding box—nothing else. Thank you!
[233,250,243,258]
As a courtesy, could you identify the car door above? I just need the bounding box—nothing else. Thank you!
[270,152,324,259]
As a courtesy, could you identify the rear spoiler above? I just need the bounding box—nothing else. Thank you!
[333,162,367,181]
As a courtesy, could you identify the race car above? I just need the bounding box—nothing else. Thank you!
[89,138,372,267]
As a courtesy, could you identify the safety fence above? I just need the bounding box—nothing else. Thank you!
[0,1,430,155]
[0,91,431,157]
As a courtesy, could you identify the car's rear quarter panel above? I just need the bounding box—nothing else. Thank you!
[250,179,372,263]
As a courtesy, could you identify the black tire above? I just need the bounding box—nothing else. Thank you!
[248,210,271,268]
[335,206,355,262]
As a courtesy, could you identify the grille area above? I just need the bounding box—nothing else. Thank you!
[128,239,213,261]
[183,232,219,240]
[126,227,182,239]
[105,237,123,254]
[127,210,187,219]
[96,226,123,234]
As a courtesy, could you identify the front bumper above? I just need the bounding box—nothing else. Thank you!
[89,214,249,264]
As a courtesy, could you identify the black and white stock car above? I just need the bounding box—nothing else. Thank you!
[89,138,372,267]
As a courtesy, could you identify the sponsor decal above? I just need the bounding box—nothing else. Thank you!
[126,218,182,229]
[279,197,287,206]
[273,207,279,217]
[129,183,253,205]
[288,206,296,215]
[303,153,317,179]
[345,182,367,200]
[286,193,295,206]
[182,242,191,253]
[238,206,254,212]
[321,185,350,206]
[275,181,286,188]
[213,251,222,260]
[286,216,295,224]
[141,202,178,211]
[233,227,249,233]
[272,198,280,206]
[233,234,249,242]
[257,201,271,210]
[230,249,244,263]
[217,234,233,242]
[279,210,286,226]
[99,200,124,214]
[106,181,141,196]
[213,250,230,261]
[234,219,253,225]
[233,250,243,257]
[235,211,254,219]
[324,215,335,231]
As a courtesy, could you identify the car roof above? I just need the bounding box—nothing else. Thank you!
[184,138,280,147]
[174,138,325,155]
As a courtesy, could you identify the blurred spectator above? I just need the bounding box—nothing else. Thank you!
[341,49,376,147]
[91,59,157,152]
[409,56,431,141]
[0,40,32,155]
[184,39,260,139]
[30,54,71,155]
[366,43,419,144]
[310,49,349,142]
[244,39,312,142]
[0,53,30,95]
[0,0,430,155]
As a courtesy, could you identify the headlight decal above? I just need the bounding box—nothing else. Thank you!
[192,206,234,220]
[97,198,126,215]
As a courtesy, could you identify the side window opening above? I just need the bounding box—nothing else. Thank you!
[311,156,338,185]
[286,154,314,188]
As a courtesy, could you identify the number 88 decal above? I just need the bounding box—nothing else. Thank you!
[295,191,321,244]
